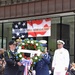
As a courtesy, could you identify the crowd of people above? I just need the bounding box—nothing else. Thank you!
[0,39,73,75]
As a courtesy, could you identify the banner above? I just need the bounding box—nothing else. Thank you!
[12,19,51,39]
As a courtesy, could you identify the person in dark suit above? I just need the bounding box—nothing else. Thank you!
[34,47,51,75]
[4,40,22,75]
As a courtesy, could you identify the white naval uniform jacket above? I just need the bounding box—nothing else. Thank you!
[52,47,70,72]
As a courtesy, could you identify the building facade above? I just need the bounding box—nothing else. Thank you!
[0,0,75,62]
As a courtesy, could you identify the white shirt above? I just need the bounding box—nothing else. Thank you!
[52,47,70,72]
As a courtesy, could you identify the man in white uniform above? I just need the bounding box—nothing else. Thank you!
[52,40,70,75]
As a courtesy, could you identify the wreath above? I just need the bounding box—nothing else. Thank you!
[16,38,46,66]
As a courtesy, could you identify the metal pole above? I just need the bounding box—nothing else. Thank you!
[60,17,62,40]
[74,16,75,62]
[1,23,4,48]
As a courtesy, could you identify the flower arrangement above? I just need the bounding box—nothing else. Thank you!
[16,38,46,66]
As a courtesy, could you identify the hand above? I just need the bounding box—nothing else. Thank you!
[65,67,68,71]
[17,62,22,66]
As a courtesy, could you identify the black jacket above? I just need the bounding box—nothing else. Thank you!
[4,50,19,75]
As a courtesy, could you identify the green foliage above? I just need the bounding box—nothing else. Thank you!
[18,38,45,52]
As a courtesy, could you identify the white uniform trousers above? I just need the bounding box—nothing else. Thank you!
[54,71,66,75]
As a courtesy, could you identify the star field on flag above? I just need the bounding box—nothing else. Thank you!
[12,21,28,39]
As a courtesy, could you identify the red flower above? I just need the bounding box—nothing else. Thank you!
[30,44,33,46]
[34,45,36,49]
[24,56,27,59]
[21,45,25,49]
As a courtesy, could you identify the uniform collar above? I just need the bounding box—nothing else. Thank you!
[58,47,64,51]
[58,47,64,49]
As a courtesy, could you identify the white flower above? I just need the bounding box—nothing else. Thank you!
[37,50,41,56]
[17,50,20,53]
[19,54,22,57]
[30,59,33,62]
[21,58,25,60]
[37,49,40,51]
[22,43,25,45]
[27,41,30,43]
[38,49,40,51]
[31,41,34,44]
[36,43,38,46]
[35,57,38,60]
[19,46,21,49]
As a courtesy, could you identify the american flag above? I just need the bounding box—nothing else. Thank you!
[12,21,28,39]
[12,19,51,39]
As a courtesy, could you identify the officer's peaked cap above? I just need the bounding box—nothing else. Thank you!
[57,40,65,45]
